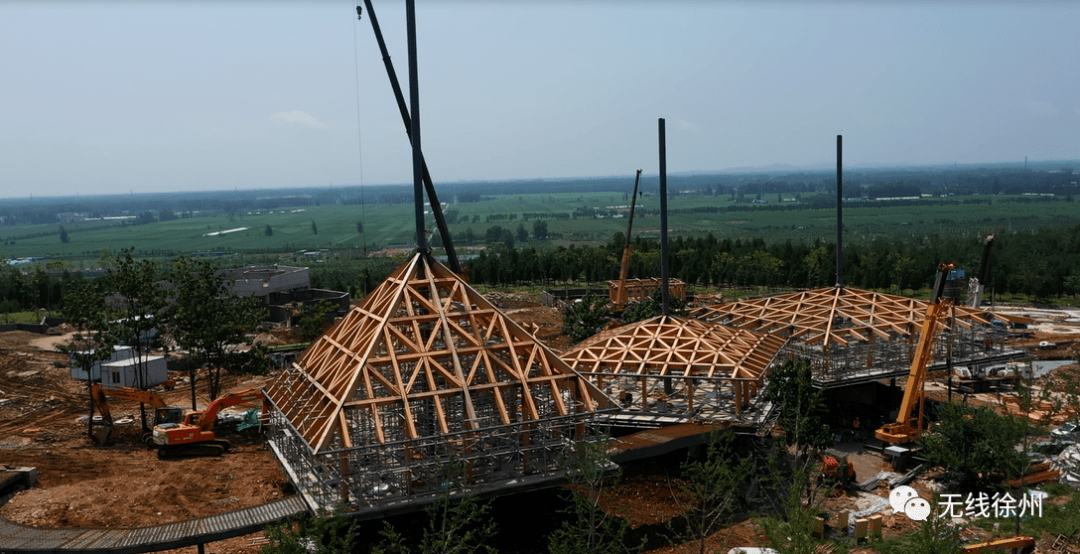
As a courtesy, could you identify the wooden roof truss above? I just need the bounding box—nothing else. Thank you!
[693,287,1016,381]
[266,252,613,453]
[561,315,786,420]
[264,252,616,513]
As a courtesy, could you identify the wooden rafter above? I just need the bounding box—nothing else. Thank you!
[693,286,1021,347]
[265,252,615,454]
[561,315,786,382]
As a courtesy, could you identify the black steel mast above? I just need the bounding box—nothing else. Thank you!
[406,0,425,254]
[836,134,843,289]
[659,118,670,318]
[361,1,460,272]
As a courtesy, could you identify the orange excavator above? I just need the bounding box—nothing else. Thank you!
[875,262,955,445]
[89,384,185,445]
[150,388,269,458]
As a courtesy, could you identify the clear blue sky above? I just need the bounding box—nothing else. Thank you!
[1,1,1077,198]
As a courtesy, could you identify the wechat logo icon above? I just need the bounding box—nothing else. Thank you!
[889,485,930,521]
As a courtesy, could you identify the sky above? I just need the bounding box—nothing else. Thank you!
[1,1,1078,198]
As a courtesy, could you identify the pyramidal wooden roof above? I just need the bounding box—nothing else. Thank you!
[265,252,615,453]
[561,315,786,380]
[693,286,1016,348]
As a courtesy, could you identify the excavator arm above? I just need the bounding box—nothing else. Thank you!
[875,263,955,445]
[191,389,268,433]
[89,384,178,445]
[155,388,268,459]
[91,384,169,410]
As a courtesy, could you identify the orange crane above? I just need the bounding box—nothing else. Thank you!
[612,169,643,310]
[875,262,955,445]
[89,384,185,445]
[150,388,269,458]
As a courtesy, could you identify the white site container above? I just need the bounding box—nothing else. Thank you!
[98,355,168,389]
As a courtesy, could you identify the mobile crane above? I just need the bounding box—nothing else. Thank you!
[151,388,269,458]
[611,169,643,311]
[967,234,994,308]
[89,384,185,445]
[875,262,955,445]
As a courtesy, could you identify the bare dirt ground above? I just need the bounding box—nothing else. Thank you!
[0,333,288,554]
[1,297,1078,554]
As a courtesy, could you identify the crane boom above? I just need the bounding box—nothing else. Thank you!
[614,169,643,309]
[967,234,994,308]
[359,1,461,275]
[89,384,184,445]
[875,262,955,445]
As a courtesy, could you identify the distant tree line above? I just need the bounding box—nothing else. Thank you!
[521,212,571,221]
[463,224,1080,300]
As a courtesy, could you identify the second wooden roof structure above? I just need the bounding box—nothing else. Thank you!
[561,315,786,421]
[693,286,1024,382]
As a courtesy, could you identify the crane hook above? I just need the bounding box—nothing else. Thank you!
[356,5,363,20]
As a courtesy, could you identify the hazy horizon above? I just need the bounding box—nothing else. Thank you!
[3,1,1078,199]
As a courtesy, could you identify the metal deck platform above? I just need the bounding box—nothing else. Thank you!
[0,496,309,554]
[812,348,1026,388]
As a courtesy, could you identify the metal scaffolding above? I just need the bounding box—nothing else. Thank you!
[693,286,1025,385]
[264,252,616,516]
[561,315,787,427]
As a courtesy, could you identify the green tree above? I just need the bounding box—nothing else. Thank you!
[168,257,269,402]
[619,287,687,324]
[754,462,824,554]
[59,281,117,441]
[548,438,643,554]
[376,464,498,554]
[262,508,359,554]
[870,499,961,554]
[265,224,273,236]
[356,220,364,234]
[311,220,318,235]
[59,225,69,243]
[803,247,831,288]
[298,300,337,342]
[104,248,168,430]
[533,220,549,240]
[670,430,752,554]
[918,402,1027,491]
[762,358,832,456]
[561,292,612,344]
[737,250,783,288]
[516,223,528,244]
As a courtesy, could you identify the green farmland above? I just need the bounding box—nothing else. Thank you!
[1,191,1078,266]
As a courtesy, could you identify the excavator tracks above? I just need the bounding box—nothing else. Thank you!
[156,440,230,459]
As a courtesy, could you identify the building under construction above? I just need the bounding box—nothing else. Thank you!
[693,286,1025,386]
[561,315,786,428]
[263,252,616,516]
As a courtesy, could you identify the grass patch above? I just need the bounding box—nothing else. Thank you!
[0,311,49,324]
[970,490,1080,540]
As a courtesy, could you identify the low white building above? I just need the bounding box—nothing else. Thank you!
[70,346,168,389]
[70,345,133,382]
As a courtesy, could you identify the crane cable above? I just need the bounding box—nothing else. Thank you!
[352,3,368,265]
